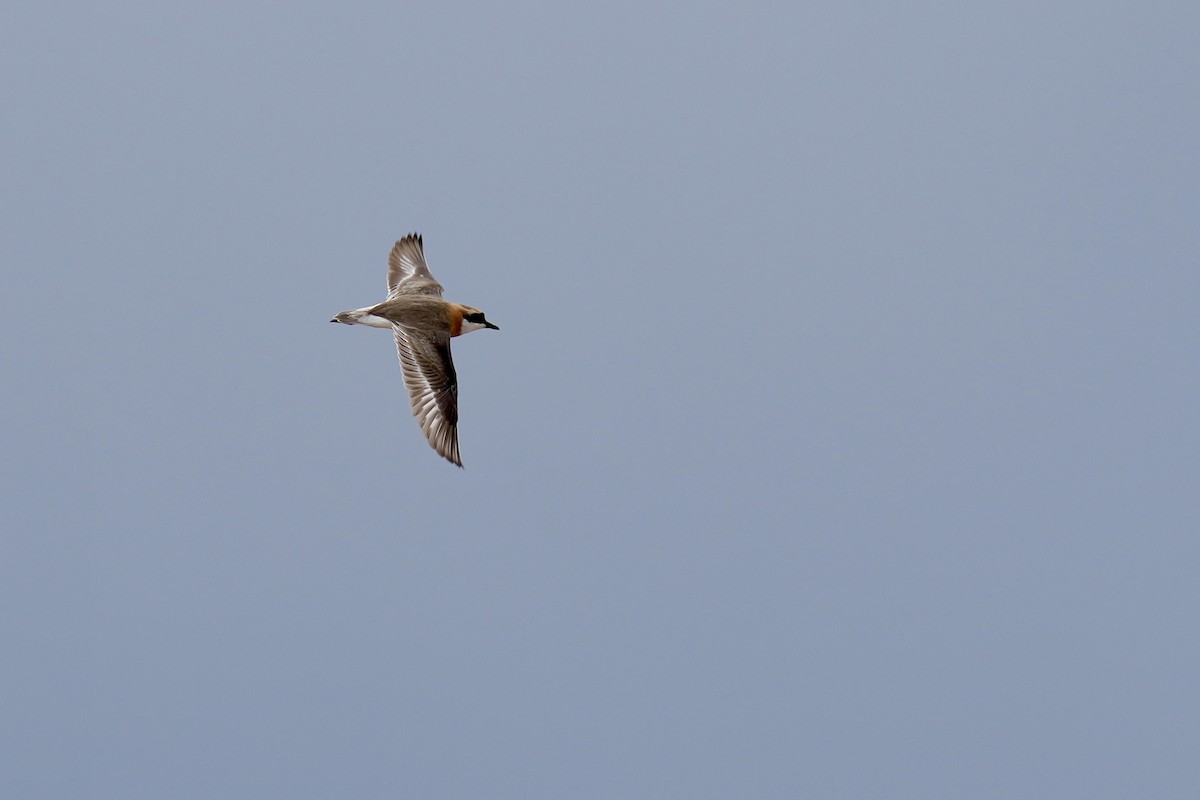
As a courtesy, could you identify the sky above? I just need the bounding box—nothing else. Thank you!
[2,1,1198,797]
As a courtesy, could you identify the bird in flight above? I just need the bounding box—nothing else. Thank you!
[331,234,499,466]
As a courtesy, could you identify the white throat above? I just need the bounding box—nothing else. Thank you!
[459,319,490,335]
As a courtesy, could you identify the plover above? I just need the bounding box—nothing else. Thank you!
[331,234,499,466]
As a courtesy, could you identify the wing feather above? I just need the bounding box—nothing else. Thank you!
[391,324,461,466]
[387,234,444,298]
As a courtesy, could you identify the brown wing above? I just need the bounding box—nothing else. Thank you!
[391,324,461,466]
[387,234,445,298]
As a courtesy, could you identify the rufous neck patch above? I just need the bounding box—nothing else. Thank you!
[447,305,464,337]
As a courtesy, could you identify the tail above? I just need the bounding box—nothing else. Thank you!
[329,307,393,328]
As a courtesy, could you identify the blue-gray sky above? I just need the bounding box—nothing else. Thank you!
[3,2,1198,797]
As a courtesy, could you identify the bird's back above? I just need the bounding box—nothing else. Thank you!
[369,295,451,330]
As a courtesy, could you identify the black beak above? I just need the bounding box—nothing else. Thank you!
[484,321,500,330]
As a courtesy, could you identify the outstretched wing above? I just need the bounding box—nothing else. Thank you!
[387,234,444,298]
[391,324,461,466]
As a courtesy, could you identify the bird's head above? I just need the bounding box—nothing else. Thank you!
[460,308,500,334]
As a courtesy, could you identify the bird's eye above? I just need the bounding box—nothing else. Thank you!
[465,312,484,323]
